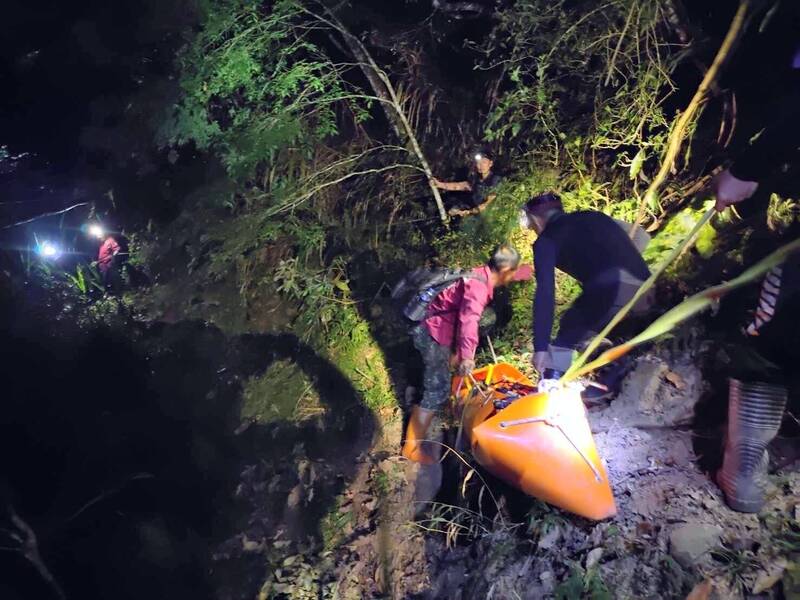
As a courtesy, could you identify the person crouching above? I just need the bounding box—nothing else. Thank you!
[402,244,532,464]
[520,192,652,390]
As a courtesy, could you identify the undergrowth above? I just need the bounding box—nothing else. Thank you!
[241,360,320,423]
[272,255,395,413]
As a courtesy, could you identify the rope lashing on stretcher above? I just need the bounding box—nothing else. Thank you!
[498,413,603,483]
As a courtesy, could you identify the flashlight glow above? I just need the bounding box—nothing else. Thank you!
[474,153,483,162]
[39,241,60,259]
[88,224,104,239]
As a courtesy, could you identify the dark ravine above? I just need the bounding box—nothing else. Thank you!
[0,284,378,598]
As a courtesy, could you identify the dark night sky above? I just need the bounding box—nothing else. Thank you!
[0,0,194,234]
[1,1,141,165]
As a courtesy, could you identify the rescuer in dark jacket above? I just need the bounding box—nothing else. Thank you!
[713,39,800,211]
[520,193,652,378]
[710,33,800,512]
[432,149,502,217]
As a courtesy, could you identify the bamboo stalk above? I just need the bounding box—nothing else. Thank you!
[565,237,800,381]
[305,4,449,224]
[630,0,750,232]
[563,206,715,381]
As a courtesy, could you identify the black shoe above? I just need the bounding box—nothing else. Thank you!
[580,383,613,406]
[596,355,634,391]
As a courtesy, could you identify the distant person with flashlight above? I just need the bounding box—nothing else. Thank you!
[89,224,123,288]
[38,240,61,260]
[432,149,502,217]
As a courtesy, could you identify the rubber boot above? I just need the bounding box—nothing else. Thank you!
[402,406,436,465]
[717,379,787,513]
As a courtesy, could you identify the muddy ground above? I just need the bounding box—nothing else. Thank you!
[217,340,800,600]
[5,266,798,599]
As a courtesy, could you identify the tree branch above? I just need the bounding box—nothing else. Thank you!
[267,163,423,215]
[3,504,66,600]
[304,3,449,224]
[631,0,751,232]
[1,203,89,230]
[66,473,153,523]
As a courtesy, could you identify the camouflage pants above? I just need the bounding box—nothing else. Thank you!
[411,324,451,411]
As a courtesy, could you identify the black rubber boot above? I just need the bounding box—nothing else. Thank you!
[717,379,787,513]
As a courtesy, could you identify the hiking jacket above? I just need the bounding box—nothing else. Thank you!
[98,237,120,273]
[533,211,650,352]
[424,264,532,360]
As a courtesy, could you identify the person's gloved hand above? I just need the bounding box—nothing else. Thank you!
[532,351,548,374]
[712,169,759,212]
[457,359,475,376]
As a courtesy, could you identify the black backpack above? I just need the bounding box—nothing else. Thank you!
[390,267,483,322]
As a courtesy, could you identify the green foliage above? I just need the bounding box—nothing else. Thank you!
[434,169,557,267]
[324,306,395,412]
[160,0,368,181]
[272,256,395,412]
[64,264,104,296]
[767,193,799,233]
[710,545,760,593]
[77,295,134,331]
[241,360,319,423]
[273,257,349,328]
[555,561,612,600]
[320,496,355,551]
[372,470,390,498]
[643,201,717,268]
[481,0,684,195]
[499,281,535,350]
[526,500,568,539]
[260,550,338,598]
[765,511,800,553]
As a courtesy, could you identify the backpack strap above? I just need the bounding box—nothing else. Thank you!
[424,273,488,320]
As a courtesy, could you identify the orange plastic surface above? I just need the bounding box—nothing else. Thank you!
[451,364,616,521]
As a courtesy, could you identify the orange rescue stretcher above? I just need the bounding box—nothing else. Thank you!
[451,363,616,521]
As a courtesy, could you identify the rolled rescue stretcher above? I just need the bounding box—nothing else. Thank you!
[451,363,616,520]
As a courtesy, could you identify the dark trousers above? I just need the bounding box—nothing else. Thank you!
[410,324,451,411]
[555,283,623,348]
[545,273,650,372]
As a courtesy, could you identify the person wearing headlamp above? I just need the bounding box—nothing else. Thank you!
[89,223,123,287]
[431,149,502,217]
[520,193,653,389]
